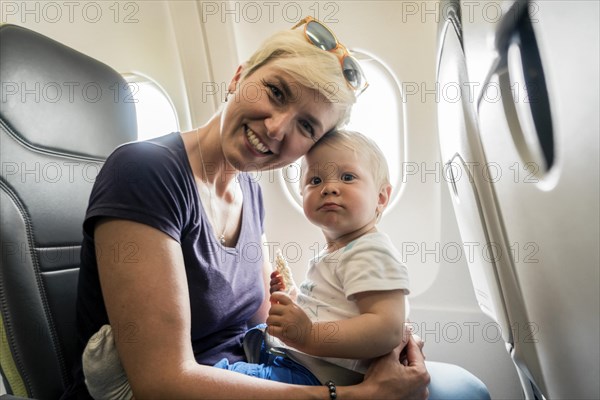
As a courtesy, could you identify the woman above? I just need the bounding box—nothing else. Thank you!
[63,17,480,399]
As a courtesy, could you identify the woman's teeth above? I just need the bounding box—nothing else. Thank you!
[246,128,269,154]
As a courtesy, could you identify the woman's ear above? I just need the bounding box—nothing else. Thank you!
[228,65,245,93]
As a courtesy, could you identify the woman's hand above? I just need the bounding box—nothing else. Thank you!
[267,291,312,351]
[401,327,425,365]
[361,335,430,400]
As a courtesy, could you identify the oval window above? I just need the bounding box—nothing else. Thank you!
[122,73,179,140]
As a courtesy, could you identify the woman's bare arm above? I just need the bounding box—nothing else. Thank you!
[95,219,328,399]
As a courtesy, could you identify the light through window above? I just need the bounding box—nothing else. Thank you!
[122,73,179,141]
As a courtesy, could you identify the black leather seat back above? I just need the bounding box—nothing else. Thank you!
[0,24,137,397]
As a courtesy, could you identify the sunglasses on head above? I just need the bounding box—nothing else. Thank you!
[292,16,369,96]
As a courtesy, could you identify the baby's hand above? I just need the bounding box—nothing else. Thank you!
[270,250,298,300]
[267,291,313,352]
[270,270,298,301]
[270,270,285,293]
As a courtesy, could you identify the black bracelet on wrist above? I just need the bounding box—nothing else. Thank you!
[325,380,337,399]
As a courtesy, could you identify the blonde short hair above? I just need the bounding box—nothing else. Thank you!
[242,29,357,128]
[301,130,390,190]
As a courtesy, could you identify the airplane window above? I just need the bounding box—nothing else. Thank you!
[280,52,404,210]
[122,73,179,140]
[345,52,402,195]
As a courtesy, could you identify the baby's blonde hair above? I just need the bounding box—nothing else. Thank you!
[301,129,390,190]
[241,29,357,128]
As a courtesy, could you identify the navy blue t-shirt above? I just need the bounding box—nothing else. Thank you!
[69,132,265,396]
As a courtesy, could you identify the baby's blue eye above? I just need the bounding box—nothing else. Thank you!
[341,174,355,182]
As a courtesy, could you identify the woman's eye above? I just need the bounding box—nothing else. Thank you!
[341,173,355,182]
[264,81,284,102]
[300,120,315,138]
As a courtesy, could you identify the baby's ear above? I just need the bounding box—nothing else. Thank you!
[377,183,392,211]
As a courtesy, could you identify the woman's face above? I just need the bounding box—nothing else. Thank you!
[220,63,343,172]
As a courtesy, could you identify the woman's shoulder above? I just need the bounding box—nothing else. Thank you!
[101,132,187,176]
[97,133,190,189]
[109,132,184,162]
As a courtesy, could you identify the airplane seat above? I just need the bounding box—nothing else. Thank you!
[437,0,600,398]
[0,24,137,398]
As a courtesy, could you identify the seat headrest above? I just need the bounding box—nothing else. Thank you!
[0,24,137,158]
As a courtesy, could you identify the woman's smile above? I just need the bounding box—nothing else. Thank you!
[244,125,271,155]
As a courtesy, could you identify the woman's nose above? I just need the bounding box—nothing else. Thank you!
[265,112,292,141]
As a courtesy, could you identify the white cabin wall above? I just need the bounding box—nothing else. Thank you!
[0,1,194,130]
[170,1,241,127]
[414,182,523,399]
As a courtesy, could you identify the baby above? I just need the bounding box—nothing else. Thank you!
[261,129,410,385]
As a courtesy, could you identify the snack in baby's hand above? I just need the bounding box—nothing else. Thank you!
[275,249,294,293]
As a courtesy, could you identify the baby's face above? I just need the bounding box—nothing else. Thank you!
[300,144,382,242]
